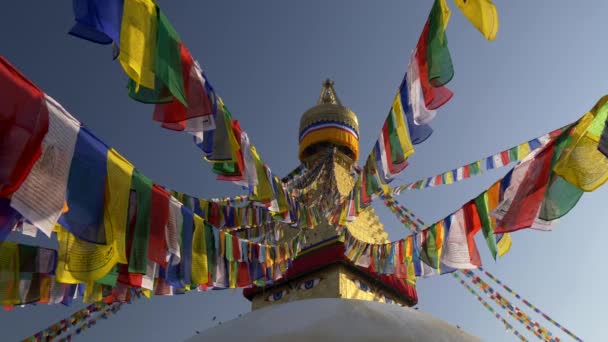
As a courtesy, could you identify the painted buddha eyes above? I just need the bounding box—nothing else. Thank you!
[265,278,322,301]
[267,289,288,302]
[298,278,321,290]
[354,279,370,292]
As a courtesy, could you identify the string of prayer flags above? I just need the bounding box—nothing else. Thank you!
[67,3,283,203]
[23,302,109,341]
[0,57,308,295]
[380,194,425,232]
[56,302,126,342]
[479,267,583,342]
[462,270,557,341]
[452,272,528,342]
[454,0,499,41]
[392,126,565,194]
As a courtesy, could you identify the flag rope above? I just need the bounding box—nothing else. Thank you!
[392,126,566,194]
[452,272,528,342]
[479,267,583,342]
[462,270,557,341]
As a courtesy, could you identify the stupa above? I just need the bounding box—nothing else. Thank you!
[188,80,480,341]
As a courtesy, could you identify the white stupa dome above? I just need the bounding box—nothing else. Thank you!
[187,298,481,342]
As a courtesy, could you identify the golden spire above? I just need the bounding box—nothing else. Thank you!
[299,79,360,162]
[318,79,342,105]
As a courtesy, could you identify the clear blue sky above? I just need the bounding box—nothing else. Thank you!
[1,1,607,340]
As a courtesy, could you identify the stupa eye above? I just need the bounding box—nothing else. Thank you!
[267,289,288,302]
[354,279,370,292]
[298,278,321,290]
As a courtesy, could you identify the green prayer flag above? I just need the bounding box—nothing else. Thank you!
[474,192,498,259]
[540,127,583,220]
[509,146,519,162]
[420,226,440,270]
[96,265,119,287]
[427,0,454,87]
[469,160,482,175]
[127,10,186,105]
[128,170,153,273]
[205,222,216,281]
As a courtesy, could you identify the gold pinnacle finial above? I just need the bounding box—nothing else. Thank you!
[318,79,342,105]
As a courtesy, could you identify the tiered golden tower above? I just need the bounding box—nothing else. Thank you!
[244,80,417,310]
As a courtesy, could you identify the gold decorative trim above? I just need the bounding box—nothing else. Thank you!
[299,104,359,136]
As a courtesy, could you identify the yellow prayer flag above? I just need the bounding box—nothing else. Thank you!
[439,0,452,29]
[444,170,454,184]
[251,147,274,202]
[497,232,512,257]
[229,261,238,289]
[83,281,103,303]
[104,149,134,265]
[191,216,209,285]
[392,94,415,161]
[55,224,119,283]
[454,0,499,41]
[554,96,608,191]
[517,142,531,160]
[0,242,20,305]
[119,0,158,89]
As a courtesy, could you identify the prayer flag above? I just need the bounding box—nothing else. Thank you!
[119,0,157,90]
[69,0,124,46]
[59,128,109,244]
[103,149,134,264]
[10,96,79,238]
[495,141,555,233]
[148,185,169,267]
[454,0,499,41]
[426,0,454,87]
[0,57,49,198]
[415,3,454,110]
[398,74,434,144]
[128,170,153,274]
[554,96,608,191]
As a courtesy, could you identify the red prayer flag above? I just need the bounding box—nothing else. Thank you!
[0,57,49,197]
[495,141,555,233]
[232,234,241,262]
[463,164,471,178]
[463,201,482,267]
[500,150,510,165]
[153,44,213,131]
[415,22,453,110]
[236,262,251,287]
[434,174,443,186]
[148,185,169,268]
